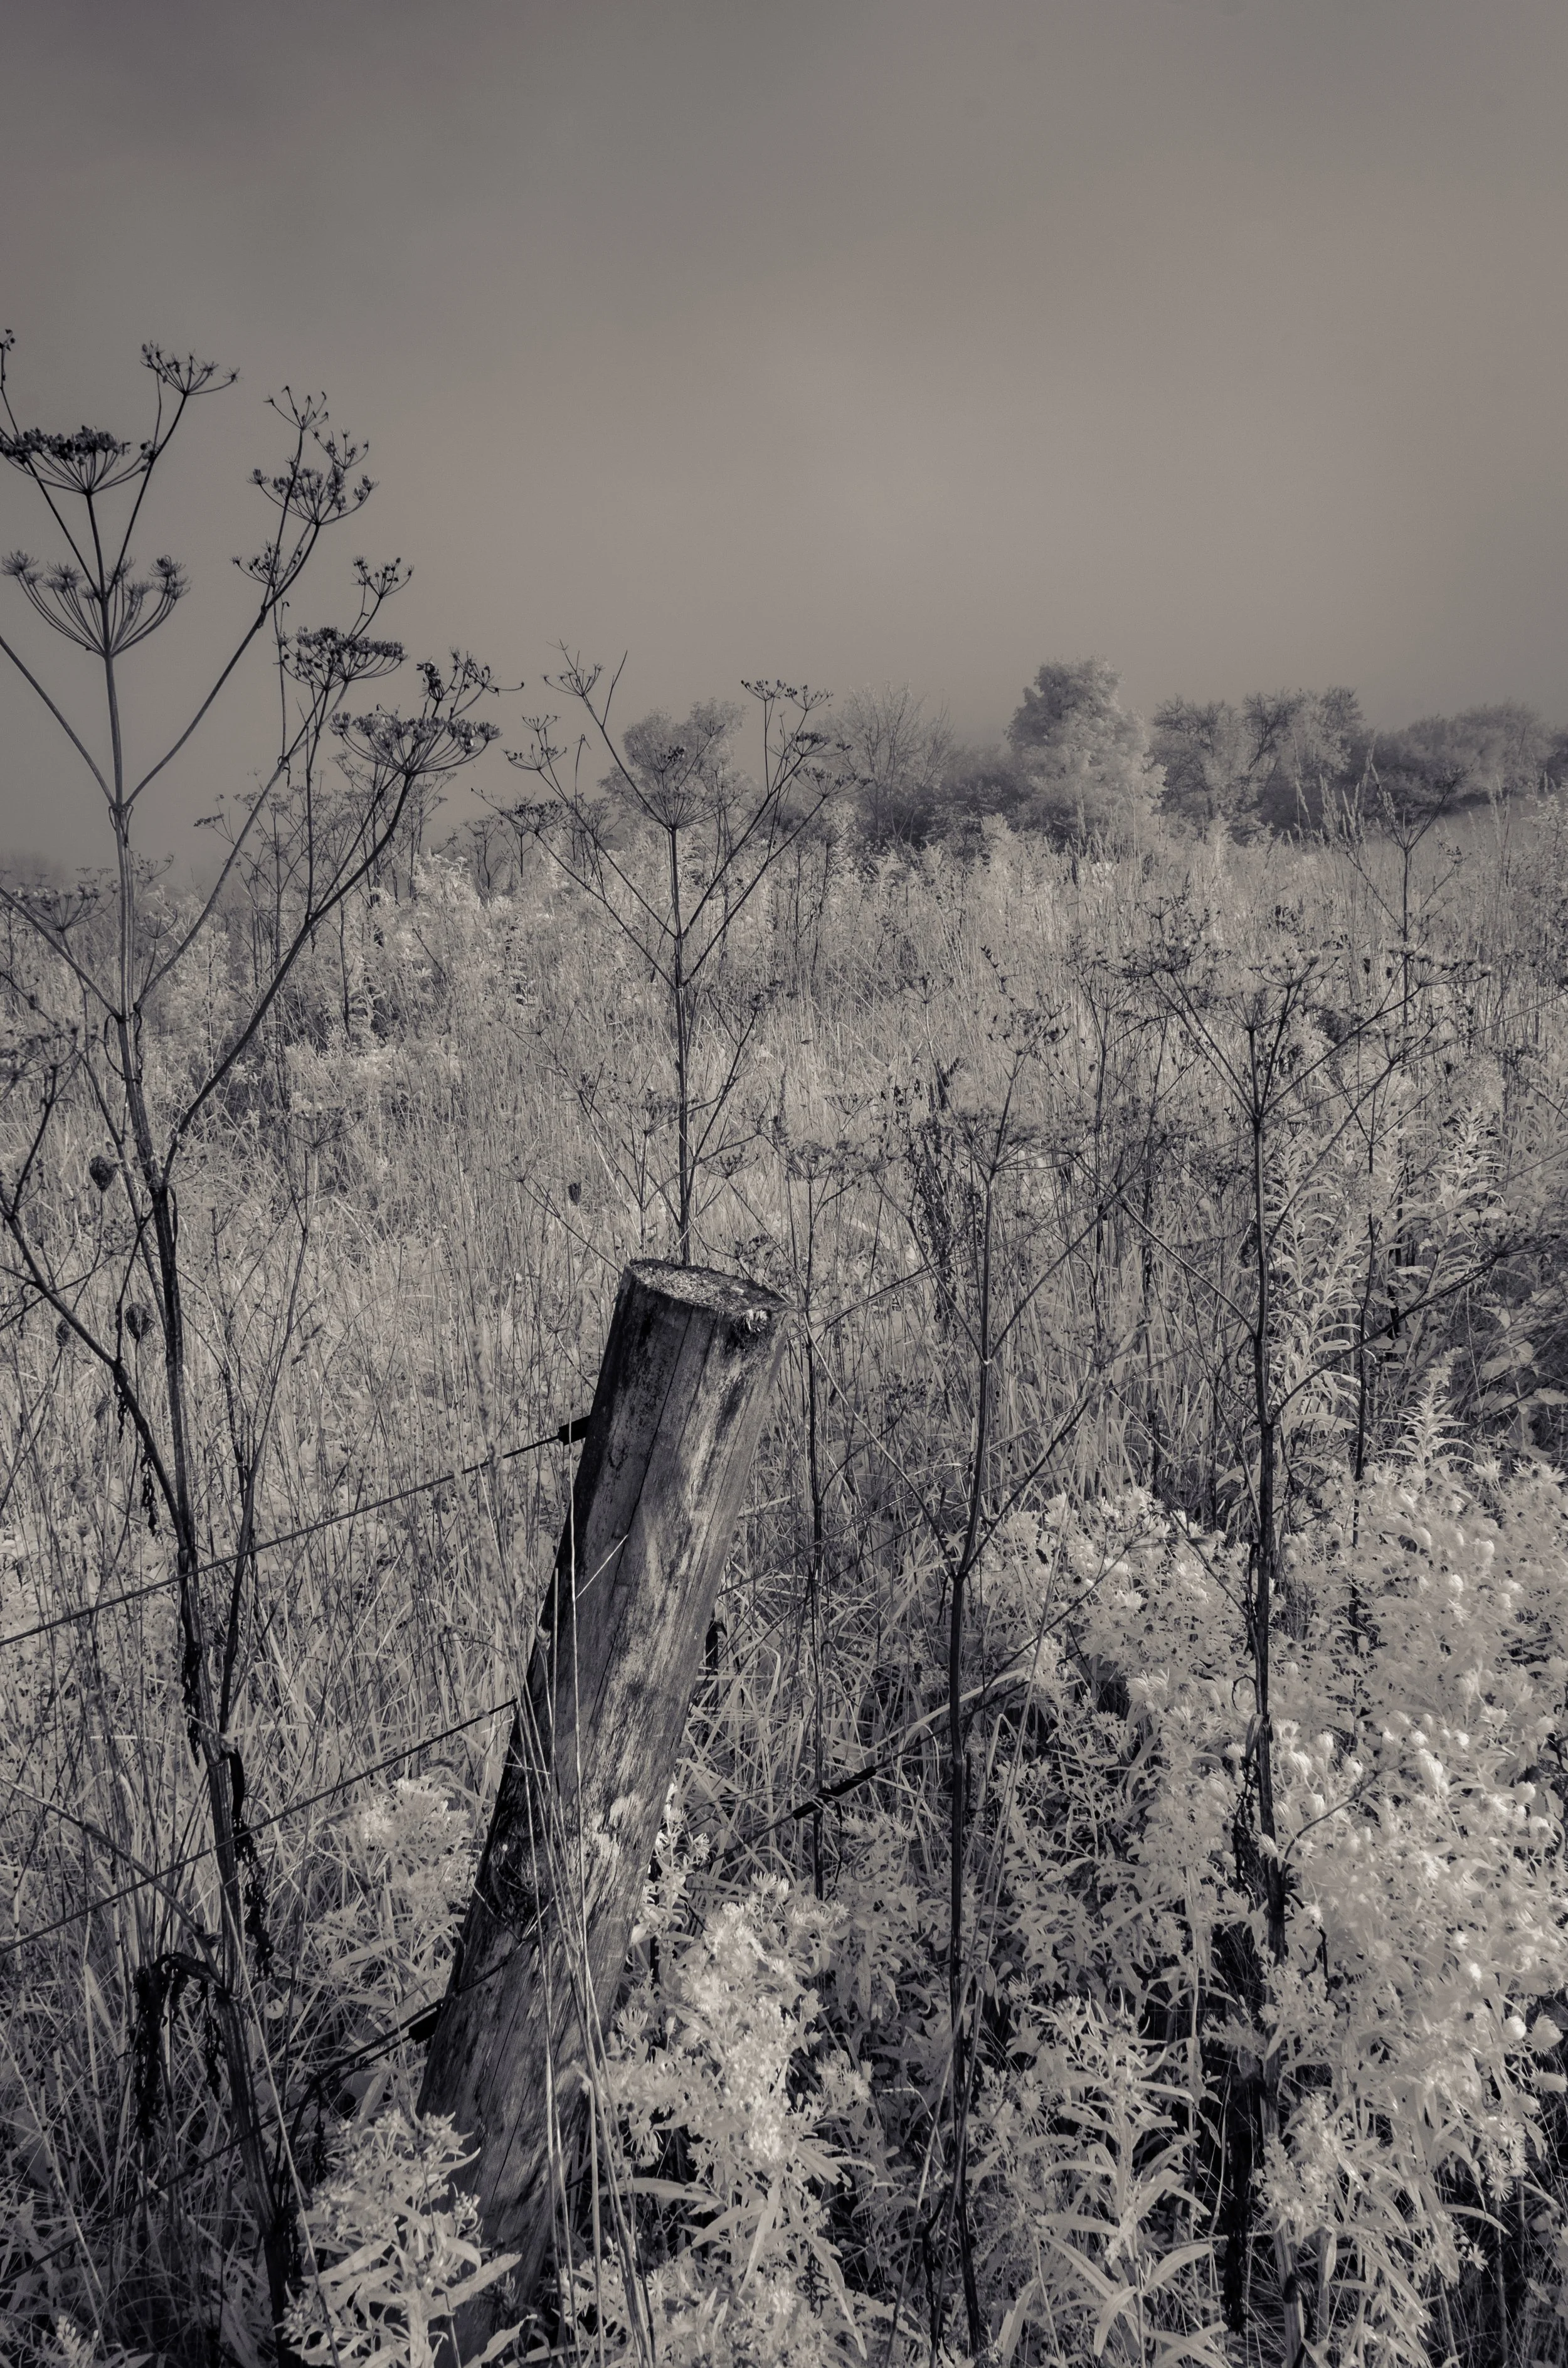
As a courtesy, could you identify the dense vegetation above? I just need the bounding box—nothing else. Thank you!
[5,346,1568,2368]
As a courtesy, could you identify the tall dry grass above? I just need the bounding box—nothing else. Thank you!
[4,797,1568,2365]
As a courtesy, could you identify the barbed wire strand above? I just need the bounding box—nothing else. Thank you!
[0,1413,588,1655]
[13,1972,496,2283]
[2,1418,581,2290]
[1,1694,519,1961]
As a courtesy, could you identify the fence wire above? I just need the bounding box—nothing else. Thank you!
[2,1694,519,1961]
[1,1402,590,2302]
[0,1413,588,1655]
[12,1964,513,2283]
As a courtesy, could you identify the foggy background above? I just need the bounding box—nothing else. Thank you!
[1,0,1564,868]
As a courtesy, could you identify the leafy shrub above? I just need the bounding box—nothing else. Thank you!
[576,1864,876,2365]
[284,2108,521,2366]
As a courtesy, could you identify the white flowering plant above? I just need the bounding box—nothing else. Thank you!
[571,1863,879,2366]
[913,1430,1568,2364]
[283,2108,521,2367]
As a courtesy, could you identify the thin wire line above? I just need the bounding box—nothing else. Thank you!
[13,1975,485,2280]
[209,1418,586,1568]
[1,1696,518,1960]
[2,1571,169,1653]
[0,1414,587,1654]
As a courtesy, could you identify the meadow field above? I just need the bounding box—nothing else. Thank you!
[6,777,1568,2368]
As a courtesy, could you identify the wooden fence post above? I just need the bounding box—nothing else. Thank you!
[419,1258,788,2318]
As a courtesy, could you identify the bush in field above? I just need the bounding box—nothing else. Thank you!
[968,1442,1568,2363]
[575,1865,873,2365]
[283,2110,520,2367]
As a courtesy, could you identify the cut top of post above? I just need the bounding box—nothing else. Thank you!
[622,1258,786,1327]
[552,1260,791,1684]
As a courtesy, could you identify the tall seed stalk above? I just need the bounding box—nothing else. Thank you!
[0,336,496,2346]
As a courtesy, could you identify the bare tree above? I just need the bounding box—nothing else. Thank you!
[837,681,954,845]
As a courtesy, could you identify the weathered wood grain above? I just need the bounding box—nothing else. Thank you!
[418,1258,788,2320]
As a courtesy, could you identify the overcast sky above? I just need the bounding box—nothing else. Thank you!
[2,0,1565,865]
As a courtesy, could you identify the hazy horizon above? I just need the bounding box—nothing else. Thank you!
[3,0,1565,868]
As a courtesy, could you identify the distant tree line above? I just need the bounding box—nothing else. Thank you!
[835,664,1568,852]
